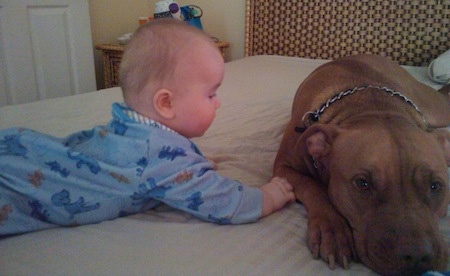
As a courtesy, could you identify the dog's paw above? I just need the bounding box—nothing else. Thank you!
[307,207,357,269]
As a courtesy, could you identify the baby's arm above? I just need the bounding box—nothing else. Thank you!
[260,177,295,217]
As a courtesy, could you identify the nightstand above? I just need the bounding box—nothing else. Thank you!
[96,41,230,88]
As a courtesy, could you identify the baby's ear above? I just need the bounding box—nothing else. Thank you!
[153,89,175,119]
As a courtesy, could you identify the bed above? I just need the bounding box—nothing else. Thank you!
[1,1,449,275]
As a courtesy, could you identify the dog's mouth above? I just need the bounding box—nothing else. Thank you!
[355,229,448,275]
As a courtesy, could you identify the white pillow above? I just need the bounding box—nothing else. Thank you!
[428,49,450,84]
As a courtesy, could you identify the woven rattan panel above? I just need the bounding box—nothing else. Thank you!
[245,0,450,65]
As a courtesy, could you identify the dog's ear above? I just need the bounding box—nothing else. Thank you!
[301,124,340,160]
[433,127,450,167]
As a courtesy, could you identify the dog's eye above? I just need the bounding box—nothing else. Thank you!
[353,176,370,190]
[430,181,442,193]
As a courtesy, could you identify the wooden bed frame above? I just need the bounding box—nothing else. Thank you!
[245,0,450,66]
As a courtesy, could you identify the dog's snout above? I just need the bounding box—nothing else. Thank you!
[401,254,432,273]
[397,240,434,274]
[367,224,447,275]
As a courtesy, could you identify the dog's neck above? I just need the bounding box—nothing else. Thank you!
[296,85,428,133]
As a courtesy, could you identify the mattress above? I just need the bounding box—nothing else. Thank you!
[0,55,448,275]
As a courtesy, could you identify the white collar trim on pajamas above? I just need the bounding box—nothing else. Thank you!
[120,103,177,134]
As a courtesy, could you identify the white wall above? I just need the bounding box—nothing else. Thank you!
[89,0,246,89]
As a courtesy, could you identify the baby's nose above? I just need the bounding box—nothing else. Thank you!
[215,99,221,109]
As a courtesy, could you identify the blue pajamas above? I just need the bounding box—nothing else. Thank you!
[0,103,262,236]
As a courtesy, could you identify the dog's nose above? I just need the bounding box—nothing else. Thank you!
[397,240,433,274]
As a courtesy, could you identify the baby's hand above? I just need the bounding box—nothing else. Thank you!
[260,177,295,217]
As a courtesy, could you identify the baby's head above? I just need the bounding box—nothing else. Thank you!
[120,19,224,138]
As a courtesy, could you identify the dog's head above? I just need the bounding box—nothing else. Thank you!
[302,117,449,275]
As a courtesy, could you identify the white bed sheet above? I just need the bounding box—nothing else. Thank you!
[0,55,448,275]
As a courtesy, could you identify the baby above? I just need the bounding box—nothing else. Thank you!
[0,19,294,236]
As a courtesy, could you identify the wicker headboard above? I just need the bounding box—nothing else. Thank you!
[245,0,450,66]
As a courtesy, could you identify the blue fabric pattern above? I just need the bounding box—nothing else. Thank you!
[0,103,262,236]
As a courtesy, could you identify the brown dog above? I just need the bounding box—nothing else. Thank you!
[273,54,450,275]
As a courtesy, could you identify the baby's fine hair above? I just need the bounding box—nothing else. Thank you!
[119,18,213,105]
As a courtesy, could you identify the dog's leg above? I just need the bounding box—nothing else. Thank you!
[274,163,356,269]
